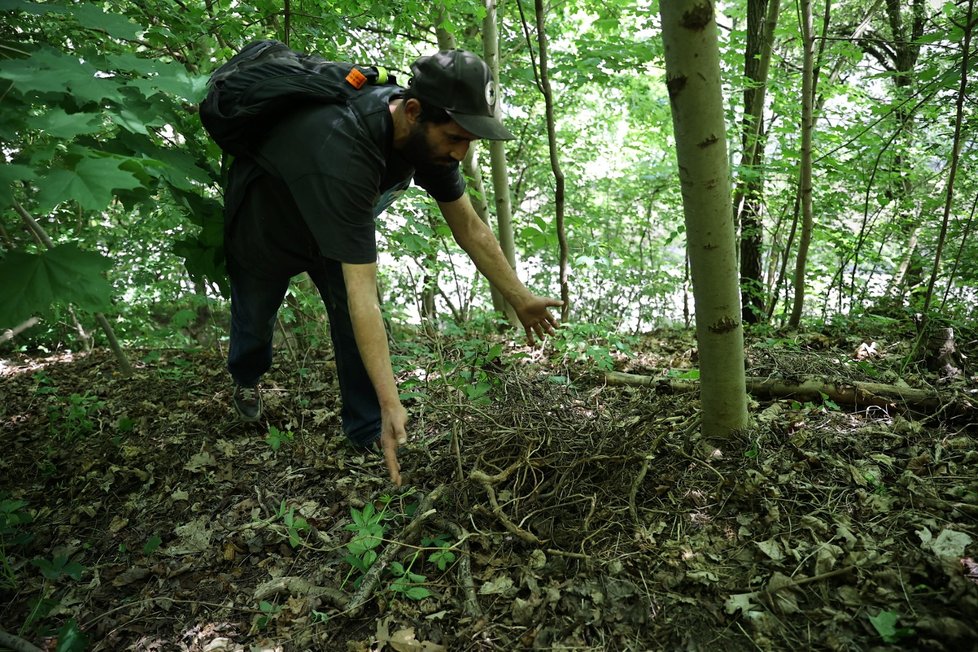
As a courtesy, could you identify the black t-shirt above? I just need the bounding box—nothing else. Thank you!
[224,85,465,277]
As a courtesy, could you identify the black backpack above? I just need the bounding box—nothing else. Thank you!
[199,40,397,158]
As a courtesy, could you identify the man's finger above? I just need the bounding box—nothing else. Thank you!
[382,438,401,486]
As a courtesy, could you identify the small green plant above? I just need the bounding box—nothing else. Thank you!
[550,322,635,372]
[422,534,456,571]
[342,502,387,588]
[143,534,162,556]
[32,371,58,396]
[47,392,104,440]
[31,555,86,581]
[256,600,281,630]
[389,554,431,601]
[0,495,33,588]
[868,609,914,644]
[265,425,294,451]
[274,500,310,548]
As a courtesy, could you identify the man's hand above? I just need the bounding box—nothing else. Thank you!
[380,403,409,486]
[514,295,563,345]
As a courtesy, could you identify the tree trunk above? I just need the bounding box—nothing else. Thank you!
[531,0,570,322]
[736,0,780,324]
[483,0,521,327]
[788,0,816,327]
[434,3,516,324]
[919,0,973,316]
[660,0,748,437]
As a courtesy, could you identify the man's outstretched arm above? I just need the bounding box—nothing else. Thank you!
[341,262,407,486]
[438,195,562,344]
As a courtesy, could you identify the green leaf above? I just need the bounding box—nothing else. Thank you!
[404,586,432,600]
[868,609,914,643]
[36,155,142,213]
[26,108,102,139]
[0,163,37,209]
[0,0,67,16]
[68,3,142,40]
[0,243,113,329]
[0,48,124,103]
[143,534,162,555]
[127,67,209,103]
[54,619,88,652]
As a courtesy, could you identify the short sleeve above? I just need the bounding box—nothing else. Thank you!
[258,104,387,264]
[413,163,465,203]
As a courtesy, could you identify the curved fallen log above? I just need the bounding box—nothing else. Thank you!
[604,371,975,415]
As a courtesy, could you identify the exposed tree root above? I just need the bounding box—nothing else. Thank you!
[0,630,43,652]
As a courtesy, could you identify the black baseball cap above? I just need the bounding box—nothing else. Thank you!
[409,50,515,141]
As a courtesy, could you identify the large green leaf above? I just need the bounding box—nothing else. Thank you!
[0,48,124,103]
[0,244,113,329]
[26,108,102,139]
[0,164,37,209]
[36,155,143,213]
[0,0,67,14]
[69,3,141,40]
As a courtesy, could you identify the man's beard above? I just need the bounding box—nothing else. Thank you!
[400,123,455,168]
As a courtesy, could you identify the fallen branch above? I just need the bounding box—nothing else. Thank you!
[0,630,44,652]
[0,317,39,344]
[605,371,972,413]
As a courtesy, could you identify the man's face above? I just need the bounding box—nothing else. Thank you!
[401,119,477,168]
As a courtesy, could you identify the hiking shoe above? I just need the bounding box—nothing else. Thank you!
[233,384,262,422]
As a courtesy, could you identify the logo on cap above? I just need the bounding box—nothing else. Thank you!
[484,81,496,110]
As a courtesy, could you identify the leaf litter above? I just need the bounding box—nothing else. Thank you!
[0,326,976,651]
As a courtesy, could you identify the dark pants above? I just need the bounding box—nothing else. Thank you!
[227,255,381,446]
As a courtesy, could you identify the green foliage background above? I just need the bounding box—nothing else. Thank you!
[1,0,975,350]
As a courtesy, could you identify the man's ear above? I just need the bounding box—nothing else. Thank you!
[403,98,423,124]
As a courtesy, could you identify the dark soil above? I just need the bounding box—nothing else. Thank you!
[1,327,977,651]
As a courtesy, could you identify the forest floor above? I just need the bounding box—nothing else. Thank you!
[1,320,977,652]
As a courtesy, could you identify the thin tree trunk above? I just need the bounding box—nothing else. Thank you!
[941,190,978,310]
[660,0,748,438]
[736,0,780,324]
[523,0,569,321]
[483,0,521,327]
[12,200,133,375]
[789,0,816,327]
[434,4,515,324]
[919,0,973,316]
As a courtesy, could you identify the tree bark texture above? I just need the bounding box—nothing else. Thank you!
[660,0,748,437]
[533,0,570,322]
[789,0,815,327]
[736,0,780,324]
[483,0,521,327]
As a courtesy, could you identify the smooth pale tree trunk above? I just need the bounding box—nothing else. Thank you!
[483,0,521,327]
[660,1,748,437]
[735,0,780,324]
[788,0,815,327]
[434,4,515,323]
